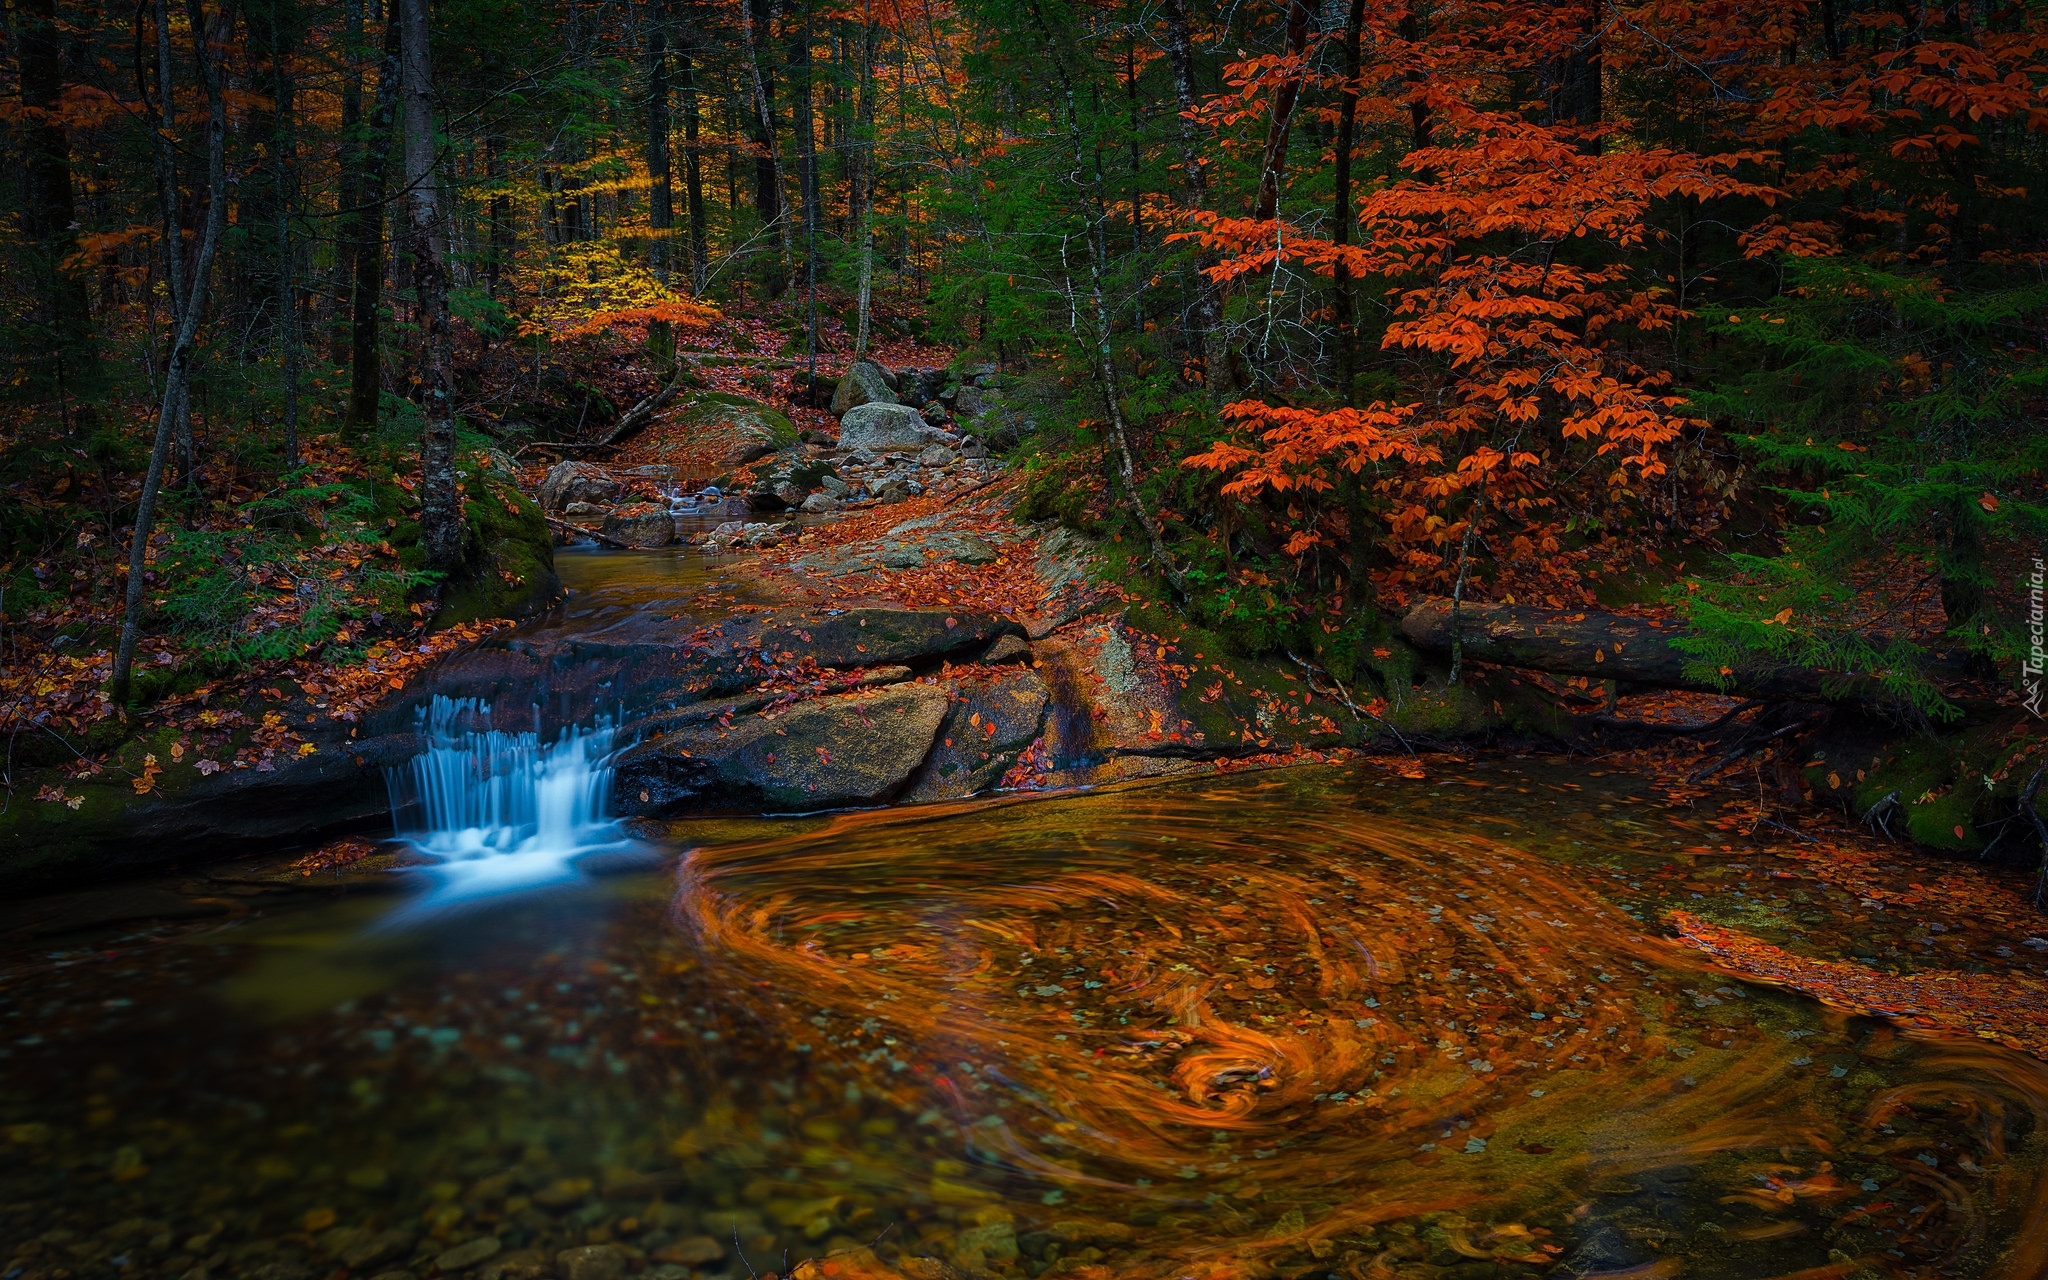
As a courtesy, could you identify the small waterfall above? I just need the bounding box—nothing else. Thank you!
[387,695,628,906]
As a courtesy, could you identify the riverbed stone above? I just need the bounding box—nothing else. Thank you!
[800,493,841,514]
[831,361,898,416]
[901,668,1050,802]
[539,461,621,513]
[614,682,951,815]
[555,1246,626,1280]
[655,1237,725,1266]
[433,1237,502,1272]
[838,403,942,452]
[600,504,674,548]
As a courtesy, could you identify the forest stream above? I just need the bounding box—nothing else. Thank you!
[3,549,2047,1280]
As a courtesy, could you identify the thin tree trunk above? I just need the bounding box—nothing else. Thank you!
[344,7,401,440]
[680,49,709,290]
[271,0,300,469]
[1252,0,1310,223]
[791,2,820,309]
[115,0,231,704]
[333,0,364,360]
[742,0,792,271]
[1333,0,1370,609]
[18,0,93,394]
[1162,0,1234,405]
[852,19,876,358]
[1331,0,1363,408]
[1400,12,1434,171]
[646,0,673,282]
[485,133,511,298]
[399,0,463,574]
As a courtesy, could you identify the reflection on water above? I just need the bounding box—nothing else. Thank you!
[3,765,2046,1280]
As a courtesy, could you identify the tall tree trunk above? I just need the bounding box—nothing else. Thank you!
[1400,12,1433,172]
[333,0,365,360]
[679,49,709,290]
[851,19,876,358]
[271,0,300,469]
[1162,0,1235,405]
[790,3,820,308]
[344,8,401,440]
[1549,0,1604,151]
[1331,0,1363,408]
[1252,0,1310,223]
[18,0,94,401]
[742,0,792,273]
[399,0,463,575]
[1333,0,1370,608]
[115,0,231,704]
[485,132,511,298]
[646,0,674,282]
[1126,39,1144,332]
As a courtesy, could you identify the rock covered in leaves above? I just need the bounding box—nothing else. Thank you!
[600,503,675,548]
[900,666,1050,801]
[614,683,952,814]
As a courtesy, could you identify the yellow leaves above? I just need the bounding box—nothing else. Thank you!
[297,742,319,757]
[1759,607,1795,626]
[132,752,163,795]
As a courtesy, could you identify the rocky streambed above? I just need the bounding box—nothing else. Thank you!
[1,525,1371,892]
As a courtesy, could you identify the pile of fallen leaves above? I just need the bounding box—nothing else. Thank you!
[1673,909,2048,1059]
[748,482,1042,619]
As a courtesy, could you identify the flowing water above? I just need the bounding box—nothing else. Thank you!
[3,552,2046,1280]
[383,696,629,913]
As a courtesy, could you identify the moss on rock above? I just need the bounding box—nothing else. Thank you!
[437,460,562,625]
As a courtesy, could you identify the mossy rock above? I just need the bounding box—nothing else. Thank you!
[437,470,562,625]
[1801,709,2044,855]
[1904,789,1981,852]
[675,396,798,448]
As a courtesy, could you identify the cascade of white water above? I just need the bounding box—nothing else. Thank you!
[387,696,627,904]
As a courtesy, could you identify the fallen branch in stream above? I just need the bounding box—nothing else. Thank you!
[1286,650,1415,757]
[544,514,632,549]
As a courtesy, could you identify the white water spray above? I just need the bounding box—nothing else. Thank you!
[387,696,629,907]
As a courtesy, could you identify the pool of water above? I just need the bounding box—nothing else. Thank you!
[3,763,2045,1280]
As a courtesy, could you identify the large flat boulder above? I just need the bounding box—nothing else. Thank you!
[601,503,675,547]
[838,403,944,453]
[614,684,950,814]
[900,667,1050,802]
[830,361,898,416]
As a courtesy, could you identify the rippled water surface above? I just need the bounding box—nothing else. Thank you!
[4,762,2048,1280]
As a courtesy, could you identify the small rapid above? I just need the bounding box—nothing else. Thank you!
[385,694,629,908]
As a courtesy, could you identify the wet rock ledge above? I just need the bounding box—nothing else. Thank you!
[3,595,1363,891]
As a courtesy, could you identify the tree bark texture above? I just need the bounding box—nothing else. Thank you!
[1162,0,1235,406]
[1400,600,1979,703]
[399,0,464,575]
[115,0,231,703]
[343,8,401,439]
